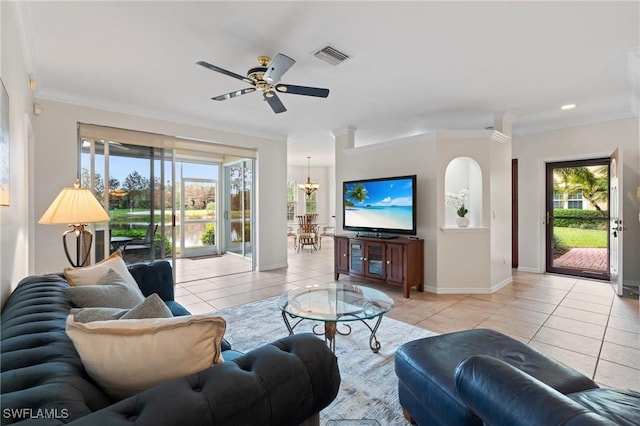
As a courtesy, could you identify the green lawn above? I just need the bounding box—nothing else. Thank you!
[554,227,607,248]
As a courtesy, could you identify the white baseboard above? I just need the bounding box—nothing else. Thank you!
[517,266,542,273]
[423,276,513,295]
[256,262,288,272]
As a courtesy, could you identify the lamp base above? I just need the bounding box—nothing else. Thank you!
[62,225,93,267]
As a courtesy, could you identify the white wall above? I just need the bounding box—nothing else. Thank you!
[1,1,35,309]
[31,99,288,274]
[286,164,333,226]
[435,132,512,293]
[514,117,640,287]
[335,131,439,287]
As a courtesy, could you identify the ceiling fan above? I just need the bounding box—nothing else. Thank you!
[197,53,329,114]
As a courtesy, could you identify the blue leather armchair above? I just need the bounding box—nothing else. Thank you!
[395,329,639,425]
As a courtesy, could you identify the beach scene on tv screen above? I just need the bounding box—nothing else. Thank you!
[344,178,413,230]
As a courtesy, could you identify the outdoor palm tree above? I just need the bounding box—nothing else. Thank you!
[554,166,608,213]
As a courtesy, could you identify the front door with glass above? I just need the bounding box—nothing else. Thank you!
[545,158,610,280]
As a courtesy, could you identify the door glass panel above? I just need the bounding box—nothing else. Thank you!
[367,244,384,277]
[81,139,107,262]
[350,242,363,273]
[81,140,171,265]
[177,161,218,258]
[224,160,253,259]
[547,160,609,279]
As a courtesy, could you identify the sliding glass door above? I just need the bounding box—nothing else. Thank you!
[80,140,174,265]
[223,159,253,259]
[176,161,219,258]
[79,125,257,280]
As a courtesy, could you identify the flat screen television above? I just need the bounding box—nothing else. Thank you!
[342,174,417,237]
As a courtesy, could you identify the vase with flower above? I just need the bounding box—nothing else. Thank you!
[445,188,470,227]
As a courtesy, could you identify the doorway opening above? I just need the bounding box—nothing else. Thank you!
[545,158,609,280]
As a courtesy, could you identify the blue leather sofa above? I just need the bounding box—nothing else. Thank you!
[1,261,340,425]
[395,329,639,425]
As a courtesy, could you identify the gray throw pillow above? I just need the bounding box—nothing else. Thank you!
[71,293,172,322]
[71,307,128,323]
[121,293,173,320]
[66,268,144,309]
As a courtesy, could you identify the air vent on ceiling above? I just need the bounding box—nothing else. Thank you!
[313,45,349,65]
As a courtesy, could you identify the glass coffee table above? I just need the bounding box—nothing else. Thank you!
[277,283,394,353]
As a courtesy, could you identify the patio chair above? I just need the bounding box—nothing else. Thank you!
[120,224,158,263]
[296,214,319,252]
[287,225,297,249]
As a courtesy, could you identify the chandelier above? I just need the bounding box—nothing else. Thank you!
[299,156,319,197]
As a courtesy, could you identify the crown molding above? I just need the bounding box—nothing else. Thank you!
[36,89,287,142]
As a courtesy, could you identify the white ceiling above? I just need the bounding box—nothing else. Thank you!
[14,1,639,166]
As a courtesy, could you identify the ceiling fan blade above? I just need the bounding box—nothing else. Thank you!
[211,87,256,101]
[263,53,296,84]
[196,61,253,84]
[263,91,287,114]
[275,84,329,98]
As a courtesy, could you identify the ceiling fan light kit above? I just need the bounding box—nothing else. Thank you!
[197,53,330,114]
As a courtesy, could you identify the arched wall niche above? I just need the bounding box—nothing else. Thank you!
[444,157,483,227]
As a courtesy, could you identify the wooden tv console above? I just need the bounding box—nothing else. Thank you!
[334,235,424,298]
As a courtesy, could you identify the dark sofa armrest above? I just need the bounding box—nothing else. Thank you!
[454,355,611,426]
[67,333,340,426]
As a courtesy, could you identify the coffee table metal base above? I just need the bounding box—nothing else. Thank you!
[281,311,384,353]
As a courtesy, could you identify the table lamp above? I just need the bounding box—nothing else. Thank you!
[39,180,110,267]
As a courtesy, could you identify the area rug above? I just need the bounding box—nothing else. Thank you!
[215,296,437,425]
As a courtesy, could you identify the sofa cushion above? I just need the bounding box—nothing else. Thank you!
[64,251,143,297]
[567,388,640,426]
[65,313,226,400]
[164,300,191,317]
[71,293,173,322]
[66,268,145,308]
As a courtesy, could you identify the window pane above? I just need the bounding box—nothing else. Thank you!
[305,192,317,214]
[287,181,296,222]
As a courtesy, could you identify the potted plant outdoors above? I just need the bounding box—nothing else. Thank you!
[445,188,470,227]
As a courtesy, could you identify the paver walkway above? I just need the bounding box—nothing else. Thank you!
[554,247,608,272]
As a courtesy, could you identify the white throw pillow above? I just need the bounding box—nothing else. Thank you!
[64,251,143,297]
[66,314,226,400]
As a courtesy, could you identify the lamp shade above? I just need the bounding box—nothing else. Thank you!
[39,182,110,225]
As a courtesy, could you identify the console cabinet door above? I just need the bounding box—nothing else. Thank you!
[349,240,365,275]
[385,243,405,284]
[334,236,350,276]
[364,241,386,279]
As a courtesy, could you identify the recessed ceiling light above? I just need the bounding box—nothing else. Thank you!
[561,103,577,110]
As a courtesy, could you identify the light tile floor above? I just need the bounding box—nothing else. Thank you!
[174,239,639,391]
